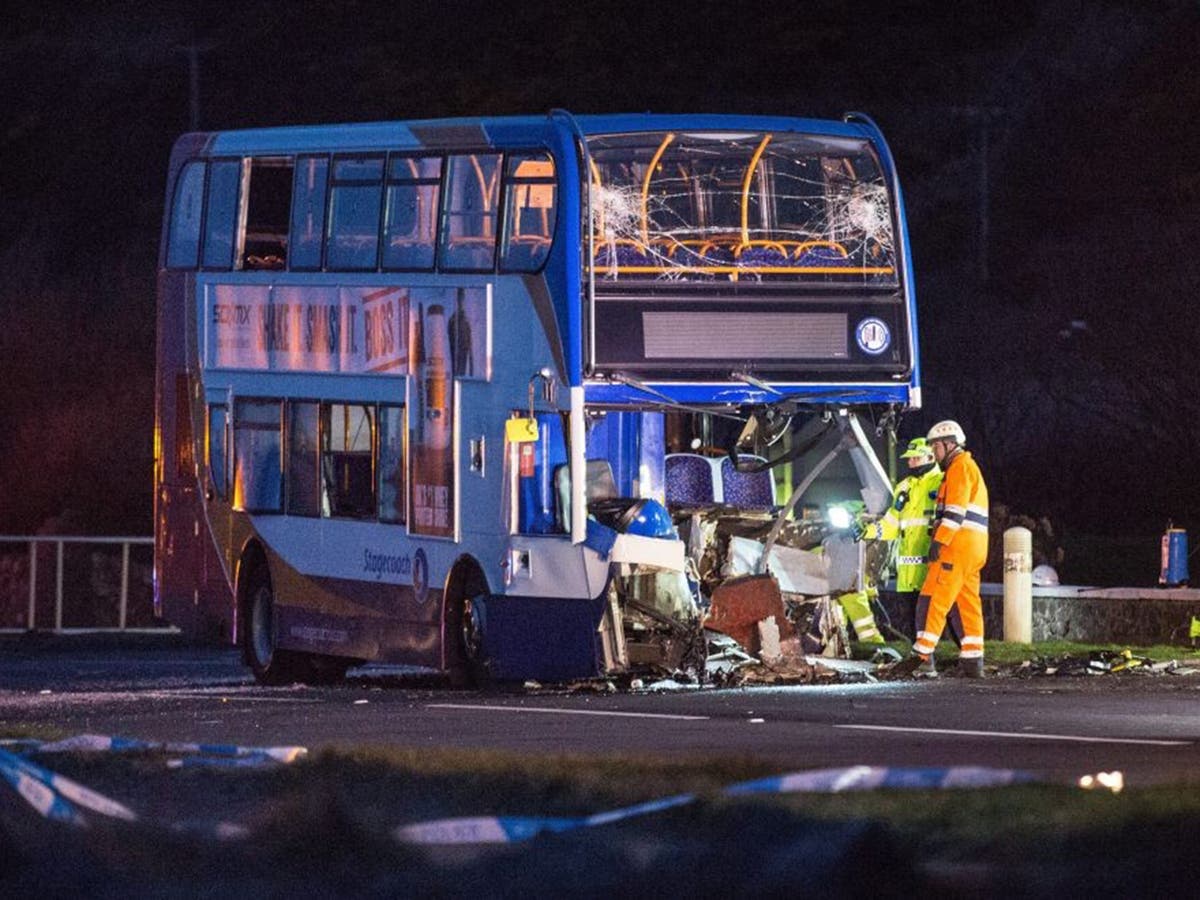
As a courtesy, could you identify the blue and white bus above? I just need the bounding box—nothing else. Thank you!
[155,110,919,684]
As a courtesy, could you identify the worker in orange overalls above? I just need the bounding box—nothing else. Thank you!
[901,419,989,678]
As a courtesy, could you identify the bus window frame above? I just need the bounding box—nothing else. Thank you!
[438,150,503,274]
[497,149,557,275]
[284,398,322,518]
[166,159,207,270]
[325,153,387,273]
[288,154,331,272]
[231,396,284,515]
[200,157,245,272]
[238,155,295,272]
[206,402,229,501]
[377,401,408,525]
[381,153,444,274]
[320,400,378,520]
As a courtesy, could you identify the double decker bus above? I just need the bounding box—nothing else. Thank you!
[155,110,919,684]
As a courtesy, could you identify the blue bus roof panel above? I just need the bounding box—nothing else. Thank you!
[204,113,880,155]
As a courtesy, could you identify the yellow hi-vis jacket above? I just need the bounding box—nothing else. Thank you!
[864,466,943,592]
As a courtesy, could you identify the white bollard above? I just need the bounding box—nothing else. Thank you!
[1003,527,1033,643]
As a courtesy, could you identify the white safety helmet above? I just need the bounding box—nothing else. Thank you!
[926,419,966,446]
[1032,564,1060,587]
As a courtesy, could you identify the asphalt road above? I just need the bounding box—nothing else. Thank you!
[3,637,1200,786]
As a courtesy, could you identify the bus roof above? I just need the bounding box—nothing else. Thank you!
[201,112,883,156]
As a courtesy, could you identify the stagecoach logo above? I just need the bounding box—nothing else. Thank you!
[855,317,891,355]
[412,548,430,605]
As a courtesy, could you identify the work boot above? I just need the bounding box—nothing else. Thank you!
[916,656,938,678]
[958,657,985,679]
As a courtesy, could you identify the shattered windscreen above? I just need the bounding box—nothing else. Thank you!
[586,131,897,285]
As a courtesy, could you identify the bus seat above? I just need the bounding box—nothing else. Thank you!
[735,242,790,274]
[720,455,776,509]
[794,240,850,267]
[665,453,717,506]
[554,459,619,531]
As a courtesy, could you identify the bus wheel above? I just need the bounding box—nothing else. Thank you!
[461,594,488,682]
[446,563,490,687]
[242,563,303,685]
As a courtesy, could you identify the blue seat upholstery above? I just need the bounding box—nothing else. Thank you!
[665,454,717,506]
[720,456,776,509]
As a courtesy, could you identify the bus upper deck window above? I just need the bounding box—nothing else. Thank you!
[440,154,500,271]
[241,158,293,270]
[166,161,205,268]
[326,156,384,271]
[289,156,329,270]
[500,154,556,272]
[383,155,441,271]
[202,160,242,270]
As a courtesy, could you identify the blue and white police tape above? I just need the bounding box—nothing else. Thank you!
[0,745,250,838]
[0,746,137,826]
[725,765,1037,795]
[31,733,306,763]
[392,766,1036,845]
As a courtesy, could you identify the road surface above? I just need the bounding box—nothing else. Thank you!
[3,637,1199,785]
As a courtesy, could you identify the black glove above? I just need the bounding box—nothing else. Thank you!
[893,490,909,512]
[928,541,942,562]
[850,521,865,542]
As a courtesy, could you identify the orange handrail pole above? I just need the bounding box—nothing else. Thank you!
[740,134,772,245]
[640,133,675,246]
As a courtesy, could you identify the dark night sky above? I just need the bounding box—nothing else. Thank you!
[2,0,1198,581]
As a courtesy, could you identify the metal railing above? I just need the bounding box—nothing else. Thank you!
[0,535,169,634]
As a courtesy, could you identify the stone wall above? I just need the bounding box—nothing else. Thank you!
[878,585,1200,646]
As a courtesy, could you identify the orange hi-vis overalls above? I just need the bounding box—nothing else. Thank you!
[913,449,989,662]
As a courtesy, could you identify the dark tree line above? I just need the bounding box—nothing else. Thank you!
[1,1,1198,582]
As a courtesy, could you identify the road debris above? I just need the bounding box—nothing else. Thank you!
[1078,771,1124,793]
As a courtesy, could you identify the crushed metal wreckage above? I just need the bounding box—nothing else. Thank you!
[588,412,898,688]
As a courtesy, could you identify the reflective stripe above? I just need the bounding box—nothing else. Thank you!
[913,640,936,655]
[938,519,961,531]
[962,520,988,534]
[857,627,880,639]
[959,649,984,659]
[853,616,877,629]
[961,636,984,647]
[965,510,989,527]
[917,631,939,643]
[898,555,925,566]
[943,504,966,517]
[899,518,928,529]
[966,504,988,516]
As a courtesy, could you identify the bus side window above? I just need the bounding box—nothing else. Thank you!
[383,155,441,271]
[378,404,406,523]
[322,402,375,518]
[232,399,283,513]
[166,161,205,268]
[289,156,328,270]
[207,404,228,500]
[326,156,384,271]
[202,159,242,270]
[500,154,556,272]
[241,157,293,270]
[286,401,320,516]
[440,153,500,271]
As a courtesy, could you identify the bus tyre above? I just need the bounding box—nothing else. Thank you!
[242,563,305,686]
[446,563,490,687]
